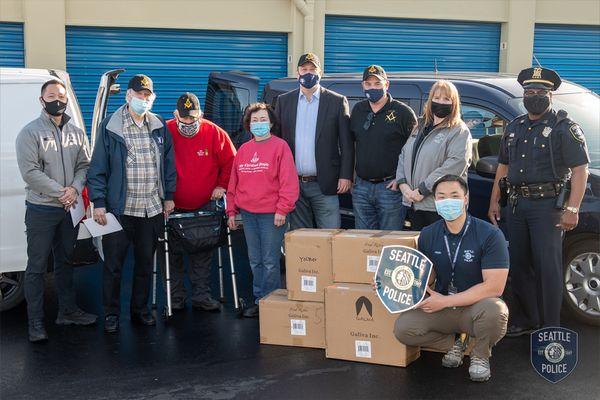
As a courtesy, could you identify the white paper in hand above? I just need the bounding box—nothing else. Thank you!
[82,213,123,237]
[70,194,85,227]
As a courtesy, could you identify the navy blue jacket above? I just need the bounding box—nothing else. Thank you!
[87,105,176,215]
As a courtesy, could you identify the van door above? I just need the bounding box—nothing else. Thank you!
[204,71,259,148]
[89,69,125,148]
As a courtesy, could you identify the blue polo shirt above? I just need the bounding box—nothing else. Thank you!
[418,215,509,295]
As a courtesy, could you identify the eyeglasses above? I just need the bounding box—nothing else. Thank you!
[524,89,550,97]
[363,112,374,130]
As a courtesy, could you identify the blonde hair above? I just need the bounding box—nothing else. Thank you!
[422,80,462,128]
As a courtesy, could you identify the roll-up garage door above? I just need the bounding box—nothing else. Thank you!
[0,22,24,67]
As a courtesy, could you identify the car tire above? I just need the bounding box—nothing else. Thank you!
[0,271,26,312]
[563,238,600,326]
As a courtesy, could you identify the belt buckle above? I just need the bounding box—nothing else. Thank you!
[521,186,530,197]
[300,176,310,183]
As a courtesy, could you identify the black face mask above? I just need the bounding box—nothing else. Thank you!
[523,95,550,115]
[431,101,452,118]
[43,99,68,116]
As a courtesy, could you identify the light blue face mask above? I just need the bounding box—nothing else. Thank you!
[250,121,270,137]
[129,96,153,115]
[435,198,465,221]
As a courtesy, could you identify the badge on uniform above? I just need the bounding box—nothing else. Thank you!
[531,327,578,383]
[542,127,552,137]
[375,245,433,313]
[569,124,585,143]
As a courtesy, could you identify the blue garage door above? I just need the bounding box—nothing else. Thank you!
[325,16,500,73]
[66,26,288,129]
[0,22,24,67]
[533,24,600,93]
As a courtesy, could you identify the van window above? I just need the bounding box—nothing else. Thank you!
[204,80,250,142]
[461,105,506,139]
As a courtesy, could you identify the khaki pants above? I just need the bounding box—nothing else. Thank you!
[393,298,509,359]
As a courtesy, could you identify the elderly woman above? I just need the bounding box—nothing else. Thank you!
[396,80,473,230]
[226,102,299,318]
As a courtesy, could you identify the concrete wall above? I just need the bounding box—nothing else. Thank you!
[1,0,598,74]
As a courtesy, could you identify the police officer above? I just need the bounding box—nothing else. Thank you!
[488,67,589,335]
[350,65,417,230]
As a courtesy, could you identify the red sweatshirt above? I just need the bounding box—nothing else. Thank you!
[226,136,299,217]
[166,118,236,210]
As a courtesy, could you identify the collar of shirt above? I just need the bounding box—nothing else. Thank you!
[123,106,148,129]
[442,213,471,237]
[526,109,555,128]
[298,86,321,102]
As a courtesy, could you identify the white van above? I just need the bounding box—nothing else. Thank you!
[0,68,124,312]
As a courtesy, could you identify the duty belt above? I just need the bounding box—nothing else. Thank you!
[510,182,563,199]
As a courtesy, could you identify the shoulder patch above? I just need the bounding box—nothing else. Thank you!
[569,124,585,143]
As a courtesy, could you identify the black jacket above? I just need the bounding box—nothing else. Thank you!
[274,87,354,195]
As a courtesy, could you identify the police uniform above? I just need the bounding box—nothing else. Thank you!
[498,67,589,329]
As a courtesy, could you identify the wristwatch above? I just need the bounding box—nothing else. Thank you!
[565,206,579,214]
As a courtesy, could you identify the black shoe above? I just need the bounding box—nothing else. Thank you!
[192,297,221,312]
[28,319,48,342]
[242,304,259,318]
[131,312,156,326]
[171,299,186,311]
[56,308,97,326]
[506,325,537,337]
[104,315,119,333]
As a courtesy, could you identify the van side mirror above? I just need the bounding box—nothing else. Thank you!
[475,156,498,179]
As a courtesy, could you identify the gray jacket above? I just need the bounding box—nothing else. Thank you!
[396,119,472,212]
[16,112,90,208]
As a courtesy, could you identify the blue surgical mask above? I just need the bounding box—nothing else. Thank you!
[364,88,385,103]
[250,121,270,137]
[298,72,320,89]
[129,96,153,115]
[435,198,465,221]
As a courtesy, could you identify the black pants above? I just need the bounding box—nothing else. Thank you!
[168,249,213,305]
[408,209,442,231]
[24,204,78,320]
[102,214,162,316]
[507,197,563,327]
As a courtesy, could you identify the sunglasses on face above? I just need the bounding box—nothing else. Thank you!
[524,89,550,97]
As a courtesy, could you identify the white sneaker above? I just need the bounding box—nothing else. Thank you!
[442,336,467,368]
[469,356,491,382]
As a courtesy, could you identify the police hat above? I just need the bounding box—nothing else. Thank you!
[517,67,561,91]
[297,53,321,70]
[128,74,154,93]
[363,65,387,81]
[176,92,201,118]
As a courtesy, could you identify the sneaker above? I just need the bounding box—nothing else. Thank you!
[442,336,468,368]
[242,304,259,318]
[28,319,48,343]
[469,356,491,382]
[55,308,97,326]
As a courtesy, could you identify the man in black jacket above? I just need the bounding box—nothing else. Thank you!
[274,53,354,229]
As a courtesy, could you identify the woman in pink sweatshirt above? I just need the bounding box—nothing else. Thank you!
[226,103,299,318]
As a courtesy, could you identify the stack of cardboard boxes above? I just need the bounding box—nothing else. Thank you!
[260,228,425,367]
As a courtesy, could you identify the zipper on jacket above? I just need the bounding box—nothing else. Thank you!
[53,123,67,187]
[410,124,443,188]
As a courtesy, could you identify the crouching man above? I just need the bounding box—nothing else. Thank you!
[393,175,509,382]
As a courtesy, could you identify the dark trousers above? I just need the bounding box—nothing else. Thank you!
[168,249,213,305]
[408,209,442,231]
[24,204,78,320]
[102,214,162,316]
[507,197,563,327]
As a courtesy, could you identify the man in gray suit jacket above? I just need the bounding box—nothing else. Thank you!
[274,53,354,229]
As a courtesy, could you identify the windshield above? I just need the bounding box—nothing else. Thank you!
[509,92,600,169]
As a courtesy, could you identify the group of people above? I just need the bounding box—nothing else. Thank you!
[16,51,589,383]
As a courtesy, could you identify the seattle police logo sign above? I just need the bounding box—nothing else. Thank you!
[375,246,433,313]
[531,327,578,383]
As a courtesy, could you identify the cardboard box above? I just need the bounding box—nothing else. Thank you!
[332,230,420,284]
[285,229,341,302]
[325,283,420,367]
[259,289,326,349]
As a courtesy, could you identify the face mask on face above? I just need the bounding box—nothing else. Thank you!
[298,72,320,89]
[250,121,270,137]
[43,99,68,116]
[364,88,385,103]
[435,198,465,221]
[523,95,550,115]
[177,119,200,137]
[129,96,153,115]
[431,101,452,119]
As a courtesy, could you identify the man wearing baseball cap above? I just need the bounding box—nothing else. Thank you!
[165,92,236,311]
[350,65,417,230]
[274,53,354,229]
[88,74,176,333]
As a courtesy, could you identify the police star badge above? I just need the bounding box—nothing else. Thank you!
[569,124,585,143]
[375,246,433,313]
[542,127,552,137]
[532,67,543,80]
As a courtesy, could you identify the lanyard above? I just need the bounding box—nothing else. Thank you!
[443,216,471,286]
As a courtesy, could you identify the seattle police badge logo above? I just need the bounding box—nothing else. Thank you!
[531,327,578,383]
[375,246,433,313]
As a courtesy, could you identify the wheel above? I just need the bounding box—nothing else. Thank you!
[236,297,247,317]
[0,271,26,312]
[563,238,600,326]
